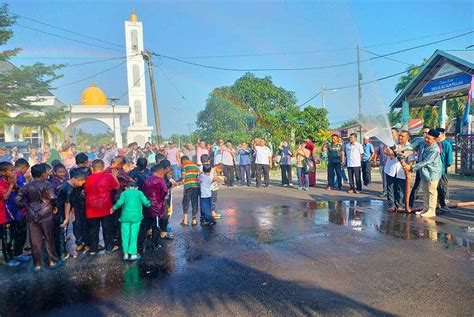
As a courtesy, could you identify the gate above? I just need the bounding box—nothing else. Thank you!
[455,134,474,175]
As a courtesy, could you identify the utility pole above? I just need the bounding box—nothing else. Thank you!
[321,84,326,109]
[107,97,119,145]
[357,45,362,141]
[174,106,183,148]
[186,122,193,144]
[142,50,162,142]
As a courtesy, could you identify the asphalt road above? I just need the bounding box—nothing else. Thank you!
[0,182,473,316]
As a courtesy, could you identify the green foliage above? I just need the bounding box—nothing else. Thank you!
[196,73,329,148]
[390,58,467,131]
[338,119,358,129]
[0,4,64,117]
[75,129,114,151]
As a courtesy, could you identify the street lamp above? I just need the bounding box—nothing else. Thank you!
[108,97,119,145]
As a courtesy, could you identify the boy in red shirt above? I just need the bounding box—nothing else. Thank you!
[0,162,20,267]
[85,159,119,255]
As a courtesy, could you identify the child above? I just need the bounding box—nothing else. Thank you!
[50,163,67,192]
[111,181,150,261]
[180,156,200,226]
[55,172,87,260]
[8,159,31,263]
[0,162,20,266]
[128,157,151,191]
[85,159,119,254]
[15,164,62,272]
[139,162,170,254]
[199,165,216,226]
[201,154,223,220]
[69,153,92,252]
[210,164,225,220]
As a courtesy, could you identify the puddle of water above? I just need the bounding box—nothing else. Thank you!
[299,200,473,252]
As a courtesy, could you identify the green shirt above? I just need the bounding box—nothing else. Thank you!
[440,139,453,175]
[113,188,151,223]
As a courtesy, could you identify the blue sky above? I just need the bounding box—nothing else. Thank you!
[7,0,474,136]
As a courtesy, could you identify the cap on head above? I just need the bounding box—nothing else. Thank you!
[363,136,369,140]
[428,129,440,138]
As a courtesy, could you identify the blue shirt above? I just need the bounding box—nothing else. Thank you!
[238,148,251,166]
[279,147,292,165]
[413,142,442,182]
[362,143,374,161]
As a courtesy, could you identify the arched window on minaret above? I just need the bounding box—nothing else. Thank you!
[134,100,142,123]
[132,64,140,87]
[131,30,138,52]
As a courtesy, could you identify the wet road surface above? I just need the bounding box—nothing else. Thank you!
[0,186,473,316]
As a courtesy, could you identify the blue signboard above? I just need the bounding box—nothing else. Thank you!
[423,72,471,97]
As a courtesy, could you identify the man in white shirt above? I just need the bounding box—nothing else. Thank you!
[384,130,415,212]
[221,141,236,187]
[254,139,272,187]
[344,133,364,193]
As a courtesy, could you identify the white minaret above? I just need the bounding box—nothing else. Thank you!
[125,12,153,146]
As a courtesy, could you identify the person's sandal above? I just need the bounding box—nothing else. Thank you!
[49,261,63,270]
[191,219,198,226]
[180,220,188,226]
[31,266,42,273]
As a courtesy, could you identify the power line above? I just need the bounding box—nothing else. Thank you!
[13,12,125,48]
[118,67,149,101]
[325,65,422,91]
[53,60,127,89]
[360,48,411,65]
[157,66,187,102]
[15,23,124,53]
[298,92,320,108]
[63,55,139,68]
[170,28,473,59]
[153,31,473,72]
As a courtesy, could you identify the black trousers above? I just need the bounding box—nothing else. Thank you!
[328,162,342,189]
[409,170,422,208]
[0,222,14,262]
[29,219,59,267]
[223,165,235,186]
[54,214,67,257]
[347,167,362,191]
[255,164,270,187]
[12,217,27,257]
[280,165,292,185]
[240,165,251,186]
[386,174,406,209]
[251,159,256,178]
[73,206,88,246]
[138,216,160,253]
[437,174,449,207]
[87,216,115,252]
[361,160,372,186]
[182,187,199,218]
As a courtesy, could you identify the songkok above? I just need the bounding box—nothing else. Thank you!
[428,129,440,138]
[435,127,446,134]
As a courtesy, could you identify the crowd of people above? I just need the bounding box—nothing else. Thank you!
[0,126,453,270]
[321,127,453,218]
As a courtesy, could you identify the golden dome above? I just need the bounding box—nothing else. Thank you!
[130,12,138,22]
[80,83,107,106]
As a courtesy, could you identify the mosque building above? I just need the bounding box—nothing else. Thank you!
[0,12,154,147]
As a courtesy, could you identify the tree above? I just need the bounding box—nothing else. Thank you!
[196,73,329,148]
[0,4,64,125]
[3,110,68,144]
[338,119,358,129]
[390,59,468,132]
[75,129,114,151]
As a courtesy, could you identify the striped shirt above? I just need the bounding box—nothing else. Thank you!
[181,162,200,189]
